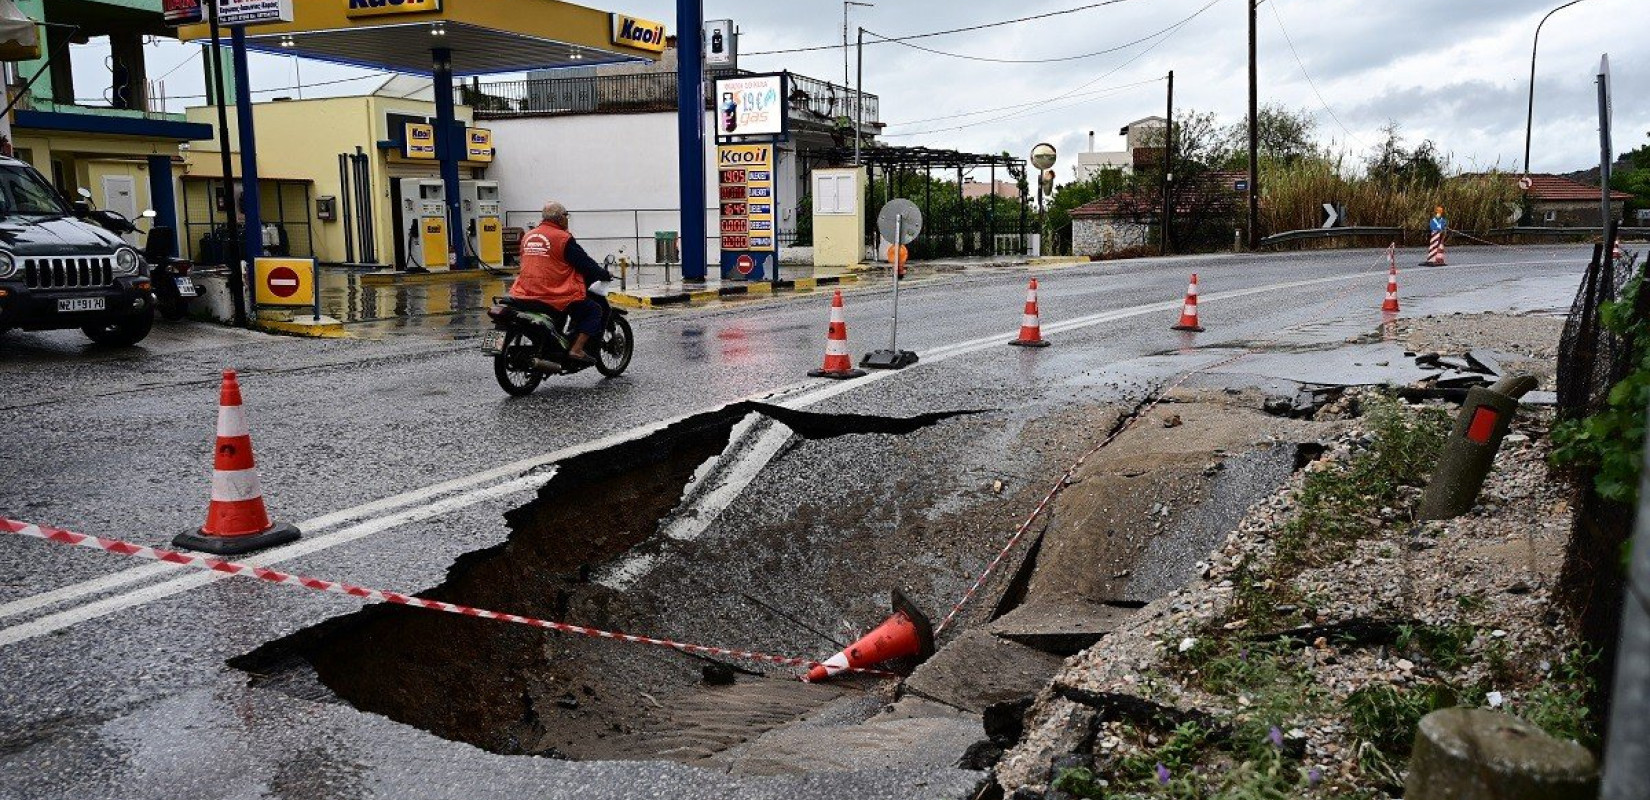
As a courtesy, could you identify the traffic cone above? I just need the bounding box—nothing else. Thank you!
[1613,240,1625,262]
[1171,273,1205,332]
[808,290,866,380]
[805,590,935,683]
[172,370,301,555]
[1382,264,1401,313]
[1009,278,1051,347]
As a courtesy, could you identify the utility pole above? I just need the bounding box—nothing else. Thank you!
[843,2,873,90]
[205,0,247,327]
[855,27,864,166]
[1246,0,1259,250]
[1162,69,1173,256]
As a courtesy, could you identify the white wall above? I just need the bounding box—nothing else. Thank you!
[487,112,803,266]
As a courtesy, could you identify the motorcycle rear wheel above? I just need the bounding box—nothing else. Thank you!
[494,328,547,396]
[596,314,634,378]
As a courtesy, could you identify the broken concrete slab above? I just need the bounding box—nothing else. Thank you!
[1211,342,1442,387]
[988,601,1135,657]
[717,696,981,776]
[904,629,1066,714]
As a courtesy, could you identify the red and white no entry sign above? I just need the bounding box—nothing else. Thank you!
[735,254,756,276]
[266,266,302,298]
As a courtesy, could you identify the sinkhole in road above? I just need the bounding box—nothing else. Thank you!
[231,401,980,764]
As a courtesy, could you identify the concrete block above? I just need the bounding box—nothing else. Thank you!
[1406,708,1597,800]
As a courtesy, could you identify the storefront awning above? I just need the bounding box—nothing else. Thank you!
[180,1,665,76]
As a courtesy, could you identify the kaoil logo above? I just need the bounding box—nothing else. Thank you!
[611,14,667,53]
[348,0,441,18]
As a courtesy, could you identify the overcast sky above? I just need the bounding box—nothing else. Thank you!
[85,0,1648,177]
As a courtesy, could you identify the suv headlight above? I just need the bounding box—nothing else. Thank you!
[113,247,142,276]
[0,251,15,280]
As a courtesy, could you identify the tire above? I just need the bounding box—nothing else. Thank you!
[158,299,188,322]
[82,307,154,347]
[493,327,546,397]
[596,314,634,378]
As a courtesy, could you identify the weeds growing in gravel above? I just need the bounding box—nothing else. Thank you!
[1514,647,1600,749]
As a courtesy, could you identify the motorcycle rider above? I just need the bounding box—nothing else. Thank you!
[509,200,613,364]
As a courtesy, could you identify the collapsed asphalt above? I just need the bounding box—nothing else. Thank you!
[0,246,1591,799]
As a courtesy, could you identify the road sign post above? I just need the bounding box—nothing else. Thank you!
[862,198,922,370]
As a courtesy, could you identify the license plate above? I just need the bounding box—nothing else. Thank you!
[174,277,198,297]
[57,297,106,313]
[481,330,507,355]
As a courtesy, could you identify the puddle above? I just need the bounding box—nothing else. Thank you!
[231,402,976,765]
[314,268,514,328]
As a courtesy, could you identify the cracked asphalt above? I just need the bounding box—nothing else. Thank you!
[0,245,1588,800]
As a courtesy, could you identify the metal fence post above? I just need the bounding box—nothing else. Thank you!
[1602,399,1650,798]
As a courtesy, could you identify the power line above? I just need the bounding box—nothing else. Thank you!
[743,0,1145,56]
[1265,0,1369,151]
[863,11,1201,65]
[96,71,388,103]
[880,0,1227,138]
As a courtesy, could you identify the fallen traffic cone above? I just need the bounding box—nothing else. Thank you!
[1382,264,1401,313]
[805,590,935,682]
[1171,273,1205,332]
[172,370,301,555]
[1009,278,1052,347]
[808,290,866,380]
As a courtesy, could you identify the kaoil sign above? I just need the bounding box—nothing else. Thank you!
[466,129,494,163]
[611,14,667,53]
[404,123,436,160]
[348,0,442,18]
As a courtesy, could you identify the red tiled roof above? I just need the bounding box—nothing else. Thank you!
[1515,173,1631,202]
[1072,170,1247,219]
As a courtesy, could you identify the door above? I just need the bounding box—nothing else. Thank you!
[101,174,140,246]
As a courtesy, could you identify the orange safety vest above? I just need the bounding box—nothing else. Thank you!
[510,222,586,311]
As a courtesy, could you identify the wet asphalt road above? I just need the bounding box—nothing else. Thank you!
[0,245,1589,800]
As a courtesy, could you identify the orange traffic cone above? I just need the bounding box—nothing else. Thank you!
[1382,264,1401,313]
[808,290,866,380]
[805,590,935,682]
[1009,278,1052,347]
[172,370,301,555]
[1613,241,1625,262]
[1172,273,1205,332]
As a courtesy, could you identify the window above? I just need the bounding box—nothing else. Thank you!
[1544,210,1558,223]
[0,164,71,217]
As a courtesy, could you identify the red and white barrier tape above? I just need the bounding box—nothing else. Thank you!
[0,517,895,679]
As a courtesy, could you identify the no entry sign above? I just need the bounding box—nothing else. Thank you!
[254,258,316,307]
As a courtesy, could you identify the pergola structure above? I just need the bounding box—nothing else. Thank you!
[809,146,1030,258]
[182,1,662,270]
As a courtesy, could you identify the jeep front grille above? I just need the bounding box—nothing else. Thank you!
[22,256,116,289]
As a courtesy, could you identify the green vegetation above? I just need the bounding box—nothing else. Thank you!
[1514,647,1600,750]
[1552,258,1650,505]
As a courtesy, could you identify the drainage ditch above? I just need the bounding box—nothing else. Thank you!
[231,402,978,764]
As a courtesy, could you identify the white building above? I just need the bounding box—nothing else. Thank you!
[477,46,878,266]
[1074,116,1167,181]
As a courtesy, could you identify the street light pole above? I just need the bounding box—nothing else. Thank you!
[855,26,864,166]
[1246,0,1259,250]
[1524,0,1592,178]
[843,1,873,90]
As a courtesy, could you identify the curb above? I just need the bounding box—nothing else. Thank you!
[255,318,348,339]
[609,274,860,309]
[358,268,517,287]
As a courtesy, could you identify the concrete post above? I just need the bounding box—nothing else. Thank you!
[1419,374,1540,520]
[1407,708,1597,800]
[1600,399,1650,798]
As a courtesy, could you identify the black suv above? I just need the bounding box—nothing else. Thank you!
[0,155,153,346]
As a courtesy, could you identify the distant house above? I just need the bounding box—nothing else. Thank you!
[1514,174,1631,227]
[1075,116,1168,180]
[1069,170,1245,256]
[961,179,1021,200]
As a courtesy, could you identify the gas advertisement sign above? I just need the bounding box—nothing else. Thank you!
[718,144,777,281]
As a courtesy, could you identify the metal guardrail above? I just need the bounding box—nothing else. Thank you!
[1258,226,1403,248]
[1486,226,1650,238]
[471,69,878,126]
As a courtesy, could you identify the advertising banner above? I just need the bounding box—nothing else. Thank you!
[714,74,787,142]
[217,0,293,26]
[704,19,736,68]
[163,0,203,25]
[610,14,667,53]
[466,128,494,163]
[403,123,436,160]
[347,0,443,18]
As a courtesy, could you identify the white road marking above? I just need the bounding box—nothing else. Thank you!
[0,471,552,648]
[0,256,1574,644]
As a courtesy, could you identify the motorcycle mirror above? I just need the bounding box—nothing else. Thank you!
[141,209,157,219]
[76,187,93,200]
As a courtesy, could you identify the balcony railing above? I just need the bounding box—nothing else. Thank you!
[470,69,878,129]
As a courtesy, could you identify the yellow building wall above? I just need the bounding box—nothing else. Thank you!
[812,168,867,268]
[9,132,186,244]
[183,96,478,267]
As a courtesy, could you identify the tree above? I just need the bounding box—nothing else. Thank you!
[1365,122,1445,188]
[1611,132,1650,220]
[1117,110,1241,250]
[1045,166,1127,240]
[1225,104,1321,167]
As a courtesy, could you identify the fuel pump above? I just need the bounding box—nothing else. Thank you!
[398,178,449,272]
[460,180,503,269]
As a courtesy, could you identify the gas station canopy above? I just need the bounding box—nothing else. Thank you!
[181,0,665,75]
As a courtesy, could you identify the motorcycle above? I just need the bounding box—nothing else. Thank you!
[482,281,634,396]
[75,189,197,322]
